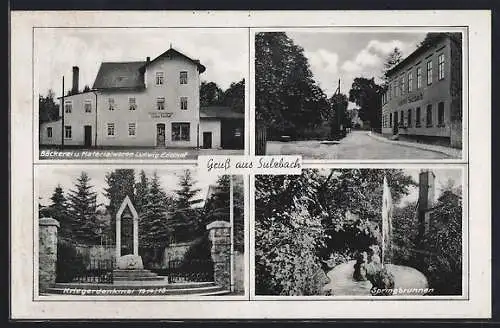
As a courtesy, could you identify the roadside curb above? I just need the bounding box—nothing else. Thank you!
[367,132,462,159]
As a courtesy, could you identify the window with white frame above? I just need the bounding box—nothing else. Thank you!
[393,81,398,97]
[438,54,445,80]
[416,67,422,89]
[426,60,433,85]
[156,72,164,85]
[64,125,72,139]
[171,123,190,141]
[108,98,115,110]
[180,97,188,110]
[47,127,53,138]
[408,72,413,93]
[64,100,72,113]
[388,83,392,100]
[129,97,137,110]
[128,123,136,136]
[107,123,115,136]
[180,71,188,84]
[157,97,165,110]
[84,100,92,113]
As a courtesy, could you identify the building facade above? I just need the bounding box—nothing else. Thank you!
[380,33,462,148]
[39,48,244,149]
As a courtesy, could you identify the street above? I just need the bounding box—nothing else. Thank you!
[265,130,455,160]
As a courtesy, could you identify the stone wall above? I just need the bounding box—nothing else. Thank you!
[75,245,115,269]
[162,240,197,266]
[39,218,59,292]
[207,221,231,290]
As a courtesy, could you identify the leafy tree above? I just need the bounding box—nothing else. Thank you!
[103,169,136,243]
[348,77,384,133]
[222,79,245,113]
[255,170,328,295]
[39,89,60,124]
[66,172,98,244]
[200,81,224,107]
[255,32,329,139]
[420,180,463,295]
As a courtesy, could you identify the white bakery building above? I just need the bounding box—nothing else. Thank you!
[39,47,244,150]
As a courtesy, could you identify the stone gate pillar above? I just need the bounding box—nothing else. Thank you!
[39,217,60,292]
[207,221,231,291]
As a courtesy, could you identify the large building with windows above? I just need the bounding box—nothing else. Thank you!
[380,33,462,148]
[39,47,244,149]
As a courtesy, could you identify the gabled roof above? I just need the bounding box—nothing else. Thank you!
[91,48,206,91]
[143,48,206,73]
[386,33,461,77]
[200,106,244,119]
[92,61,146,90]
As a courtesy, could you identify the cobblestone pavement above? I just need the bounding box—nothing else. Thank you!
[265,131,452,160]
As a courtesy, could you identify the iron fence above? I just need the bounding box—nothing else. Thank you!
[72,258,114,284]
[152,259,214,283]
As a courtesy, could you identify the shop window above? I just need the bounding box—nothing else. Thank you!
[172,123,190,141]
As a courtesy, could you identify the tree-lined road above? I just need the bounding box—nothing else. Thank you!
[266,131,452,160]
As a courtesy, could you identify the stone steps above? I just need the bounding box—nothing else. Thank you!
[51,281,217,290]
[112,268,162,281]
[43,281,229,296]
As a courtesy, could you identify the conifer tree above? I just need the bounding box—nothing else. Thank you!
[67,172,98,244]
[103,169,136,242]
[48,185,72,240]
[139,172,170,249]
[171,170,203,242]
[134,170,149,215]
[204,175,231,224]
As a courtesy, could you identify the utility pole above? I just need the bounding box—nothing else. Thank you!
[61,76,65,149]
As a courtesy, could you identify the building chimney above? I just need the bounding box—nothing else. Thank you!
[417,170,435,241]
[72,66,79,94]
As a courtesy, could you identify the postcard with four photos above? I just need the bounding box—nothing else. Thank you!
[10,10,491,320]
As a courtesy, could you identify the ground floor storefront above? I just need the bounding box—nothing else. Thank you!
[40,117,244,150]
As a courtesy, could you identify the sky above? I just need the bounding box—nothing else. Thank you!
[287,31,427,109]
[397,168,463,207]
[34,28,248,97]
[318,168,463,208]
[37,167,222,208]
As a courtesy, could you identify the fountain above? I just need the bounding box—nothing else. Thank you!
[325,173,431,296]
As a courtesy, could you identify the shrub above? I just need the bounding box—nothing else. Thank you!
[55,239,86,283]
[367,267,395,295]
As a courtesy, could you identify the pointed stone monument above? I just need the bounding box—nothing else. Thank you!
[113,196,163,282]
